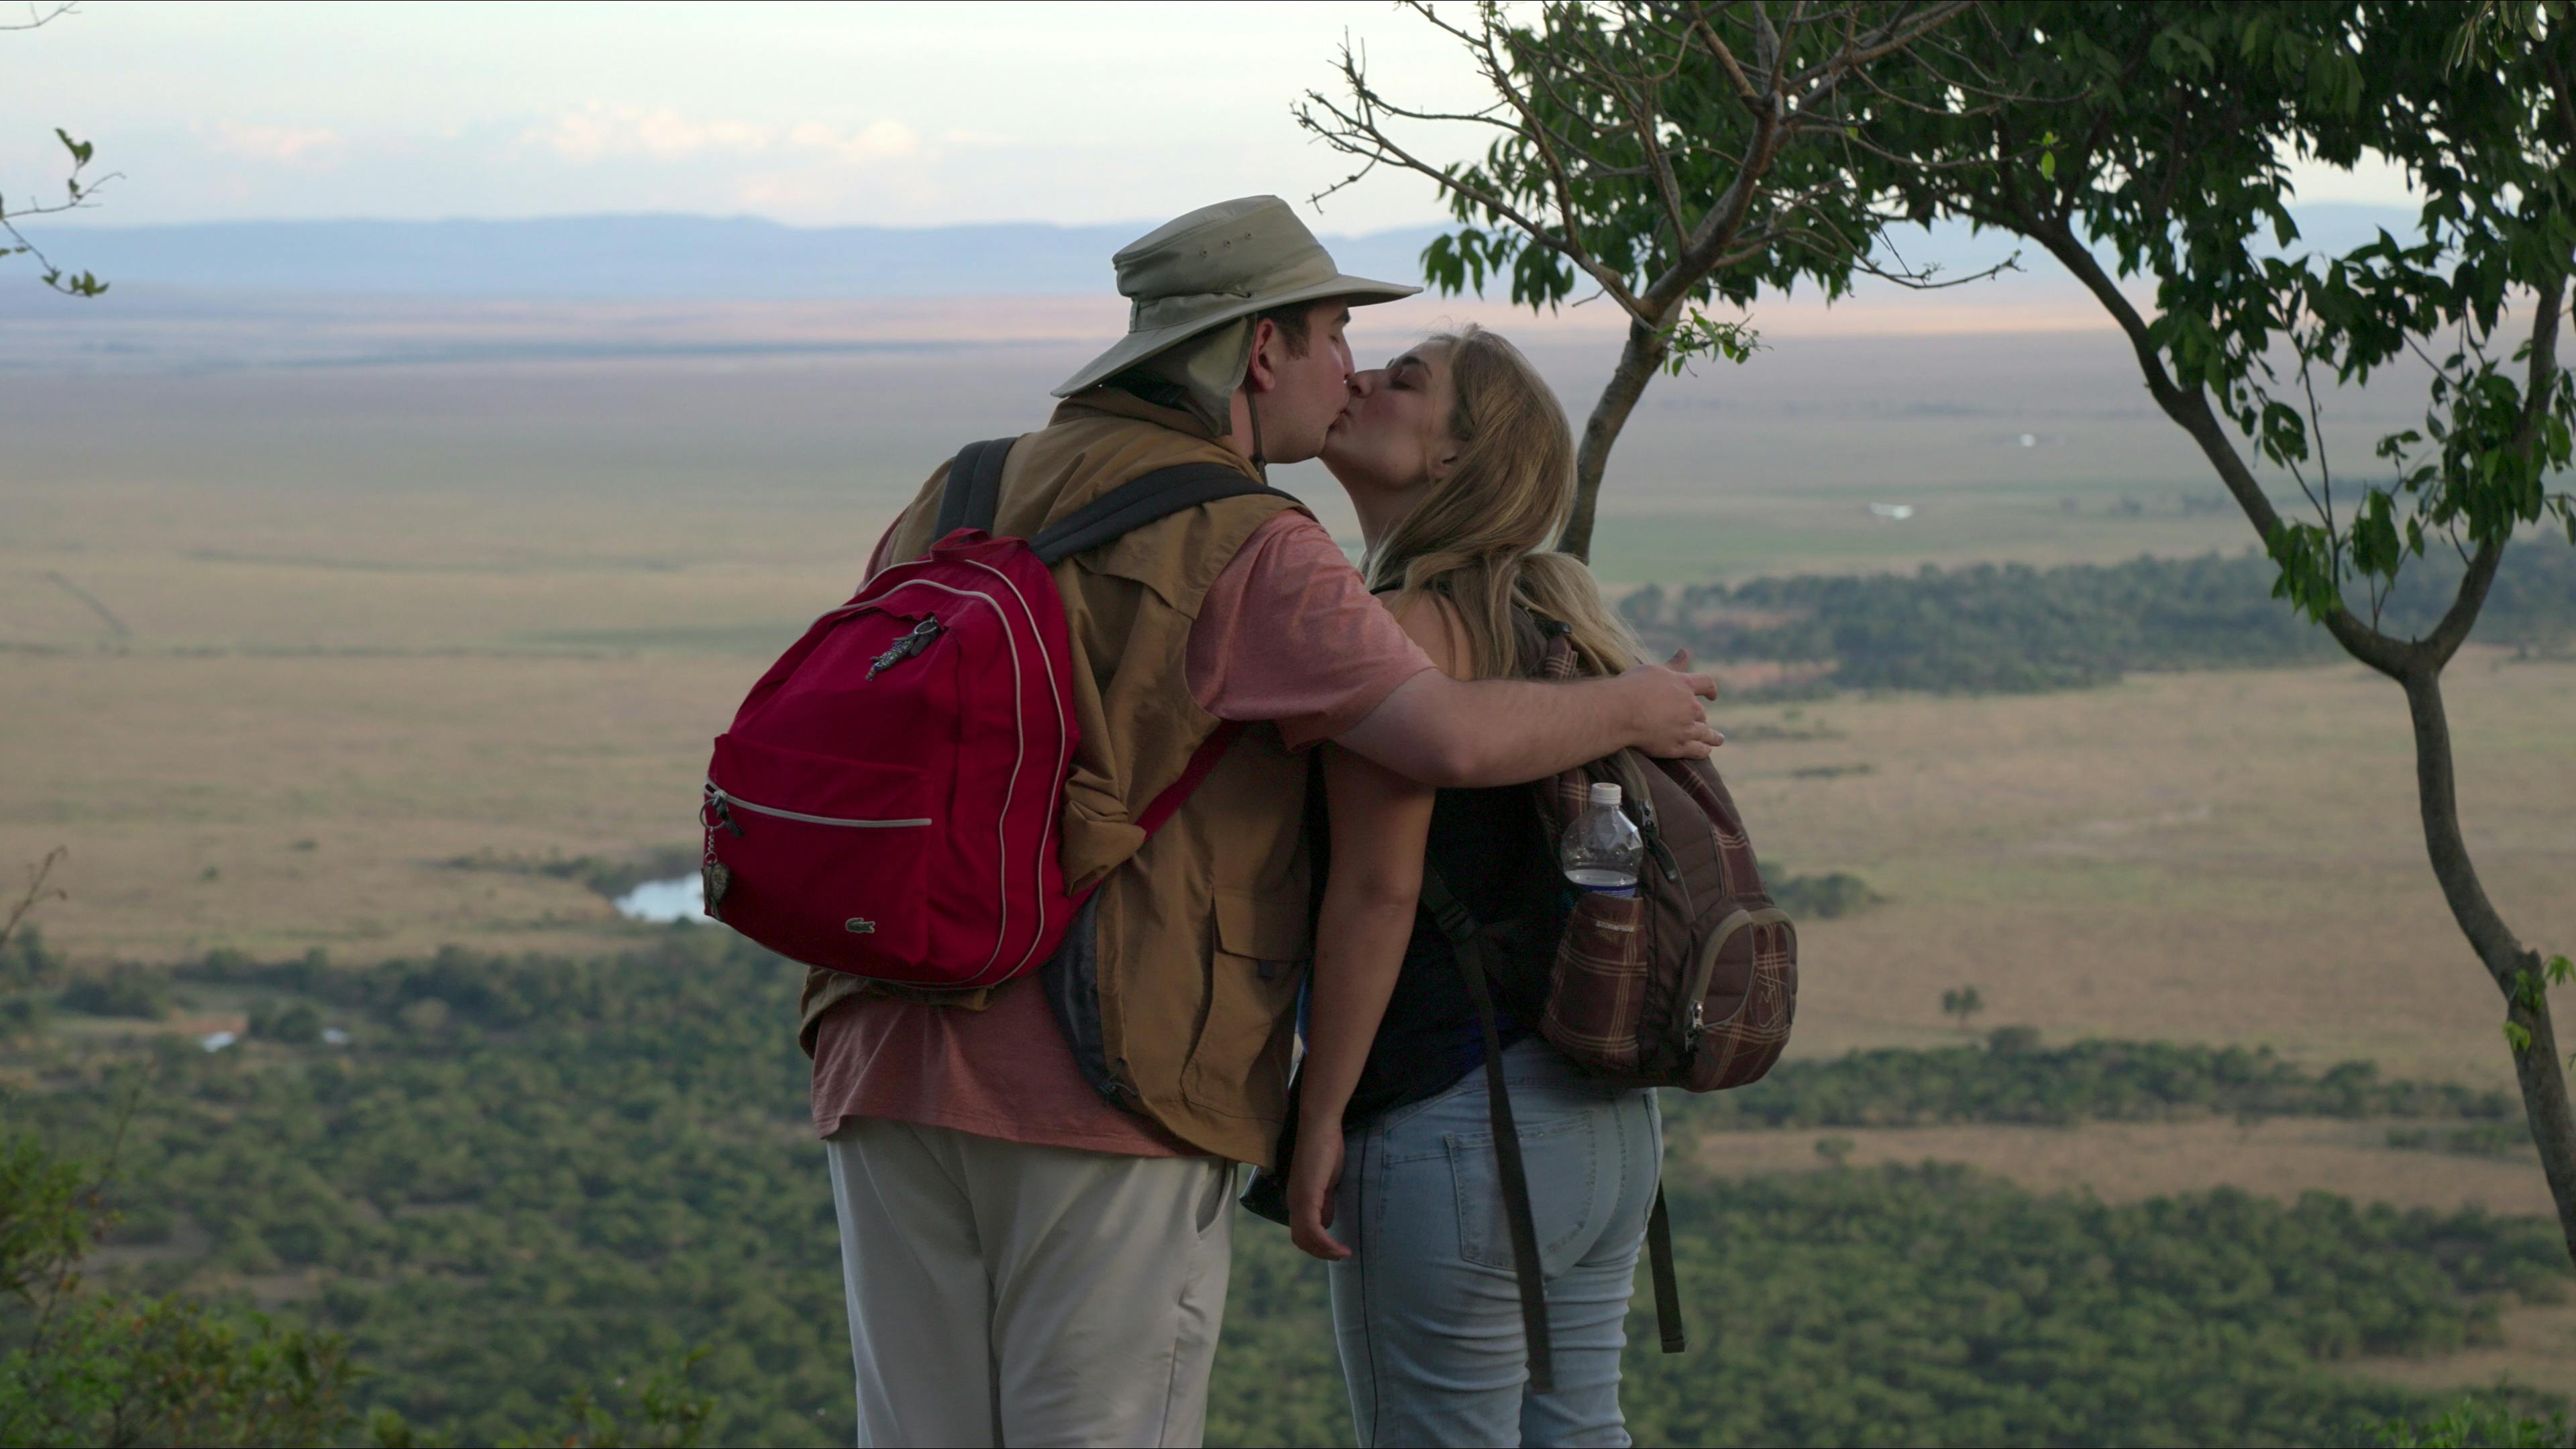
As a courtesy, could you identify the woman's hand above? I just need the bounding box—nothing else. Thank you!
[1287,1120,1352,1261]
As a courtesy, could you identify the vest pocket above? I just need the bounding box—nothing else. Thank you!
[1181,889,1309,1119]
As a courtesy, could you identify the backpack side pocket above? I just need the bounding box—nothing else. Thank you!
[1537,892,1650,1077]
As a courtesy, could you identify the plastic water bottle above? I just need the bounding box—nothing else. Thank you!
[1560,782,1644,897]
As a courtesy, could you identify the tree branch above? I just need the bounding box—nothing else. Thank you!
[2416,266,2565,665]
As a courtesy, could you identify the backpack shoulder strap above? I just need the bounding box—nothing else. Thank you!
[933,436,1017,539]
[1030,462,1299,565]
[932,442,1293,559]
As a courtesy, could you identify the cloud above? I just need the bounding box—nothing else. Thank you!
[525,104,775,163]
[207,122,346,166]
[517,107,922,170]
[788,121,921,164]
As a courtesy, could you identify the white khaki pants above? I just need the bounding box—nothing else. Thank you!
[824,1118,1234,1448]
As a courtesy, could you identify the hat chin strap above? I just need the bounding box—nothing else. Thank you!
[1243,389,1269,480]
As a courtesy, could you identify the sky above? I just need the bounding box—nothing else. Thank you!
[7,0,2418,235]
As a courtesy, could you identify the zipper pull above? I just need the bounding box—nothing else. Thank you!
[1644,824,1681,883]
[704,785,745,837]
[867,617,944,681]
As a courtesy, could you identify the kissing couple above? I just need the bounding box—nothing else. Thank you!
[798,195,1719,1448]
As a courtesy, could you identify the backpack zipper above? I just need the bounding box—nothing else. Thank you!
[1607,755,1681,883]
[1682,906,1793,1037]
[1642,826,1682,884]
[702,783,932,835]
[867,616,944,680]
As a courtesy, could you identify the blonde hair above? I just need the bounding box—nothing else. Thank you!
[1363,325,1643,680]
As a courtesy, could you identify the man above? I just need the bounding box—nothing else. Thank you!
[805,196,1719,1448]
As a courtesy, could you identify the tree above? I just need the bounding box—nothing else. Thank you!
[1870,0,2576,1262]
[1941,985,1986,1030]
[3,3,112,297]
[1297,0,2000,559]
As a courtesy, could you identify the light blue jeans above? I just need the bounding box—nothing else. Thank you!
[1326,1038,1663,1448]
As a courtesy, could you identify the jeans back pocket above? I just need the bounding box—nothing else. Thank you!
[1443,1114,1600,1276]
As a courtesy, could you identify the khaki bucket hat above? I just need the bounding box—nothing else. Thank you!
[1054,195,1420,399]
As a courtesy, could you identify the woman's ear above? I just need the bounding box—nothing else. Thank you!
[1428,440,1462,481]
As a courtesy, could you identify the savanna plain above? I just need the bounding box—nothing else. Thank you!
[5,300,2573,1442]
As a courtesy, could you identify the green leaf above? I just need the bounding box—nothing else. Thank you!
[2510,970,2546,1014]
[2505,1020,2533,1054]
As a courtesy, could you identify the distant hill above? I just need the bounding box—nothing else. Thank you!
[14,204,2420,301]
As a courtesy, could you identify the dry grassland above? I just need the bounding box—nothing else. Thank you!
[1,327,2565,1093]
[0,650,746,962]
[1721,659,2576,1089]
[7,633,2567,1095]
[3,311,2286,596]
[1688,1118,2558,1218]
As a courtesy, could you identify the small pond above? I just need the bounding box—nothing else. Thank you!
[615,875,713,924]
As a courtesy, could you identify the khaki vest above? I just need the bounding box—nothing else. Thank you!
[799,390,1316,1165]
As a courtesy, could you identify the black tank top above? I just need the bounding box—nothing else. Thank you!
[1313,773,1571,1125]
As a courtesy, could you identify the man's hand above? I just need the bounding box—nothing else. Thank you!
[1339,648,1724,788]
[1619,649,1723,759]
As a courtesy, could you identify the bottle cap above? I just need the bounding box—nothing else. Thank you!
[1588,782,1621,808]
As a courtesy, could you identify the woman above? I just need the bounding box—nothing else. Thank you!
[1285,325,1665,1448]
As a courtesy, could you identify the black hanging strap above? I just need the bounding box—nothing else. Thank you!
[1421,866,1557,1395]
[1419,865,1689,1388]
[1647,1183,1686,1354]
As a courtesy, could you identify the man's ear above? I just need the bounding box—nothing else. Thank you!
[1242,317,1279,395]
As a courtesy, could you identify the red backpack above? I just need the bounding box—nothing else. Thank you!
[700,436,1294,986]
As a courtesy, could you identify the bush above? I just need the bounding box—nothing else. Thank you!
[25,936,2569,1448]
[1774,871,1885,919]
[1216,1164,2573,1447]
[0,1133,364,1448]
[1674,1036,2520,1133]
[56,966,167,1020]
[0,926,58,994]
[1622,543,2576,696]
[248,1002,323,1046]
[2375,1398,2574,1448]
[0,998,42,1042]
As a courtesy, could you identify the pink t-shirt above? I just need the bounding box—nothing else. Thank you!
[806,508,1435,1152]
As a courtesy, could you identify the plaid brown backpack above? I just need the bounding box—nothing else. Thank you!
[1419,612,1798,1393]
